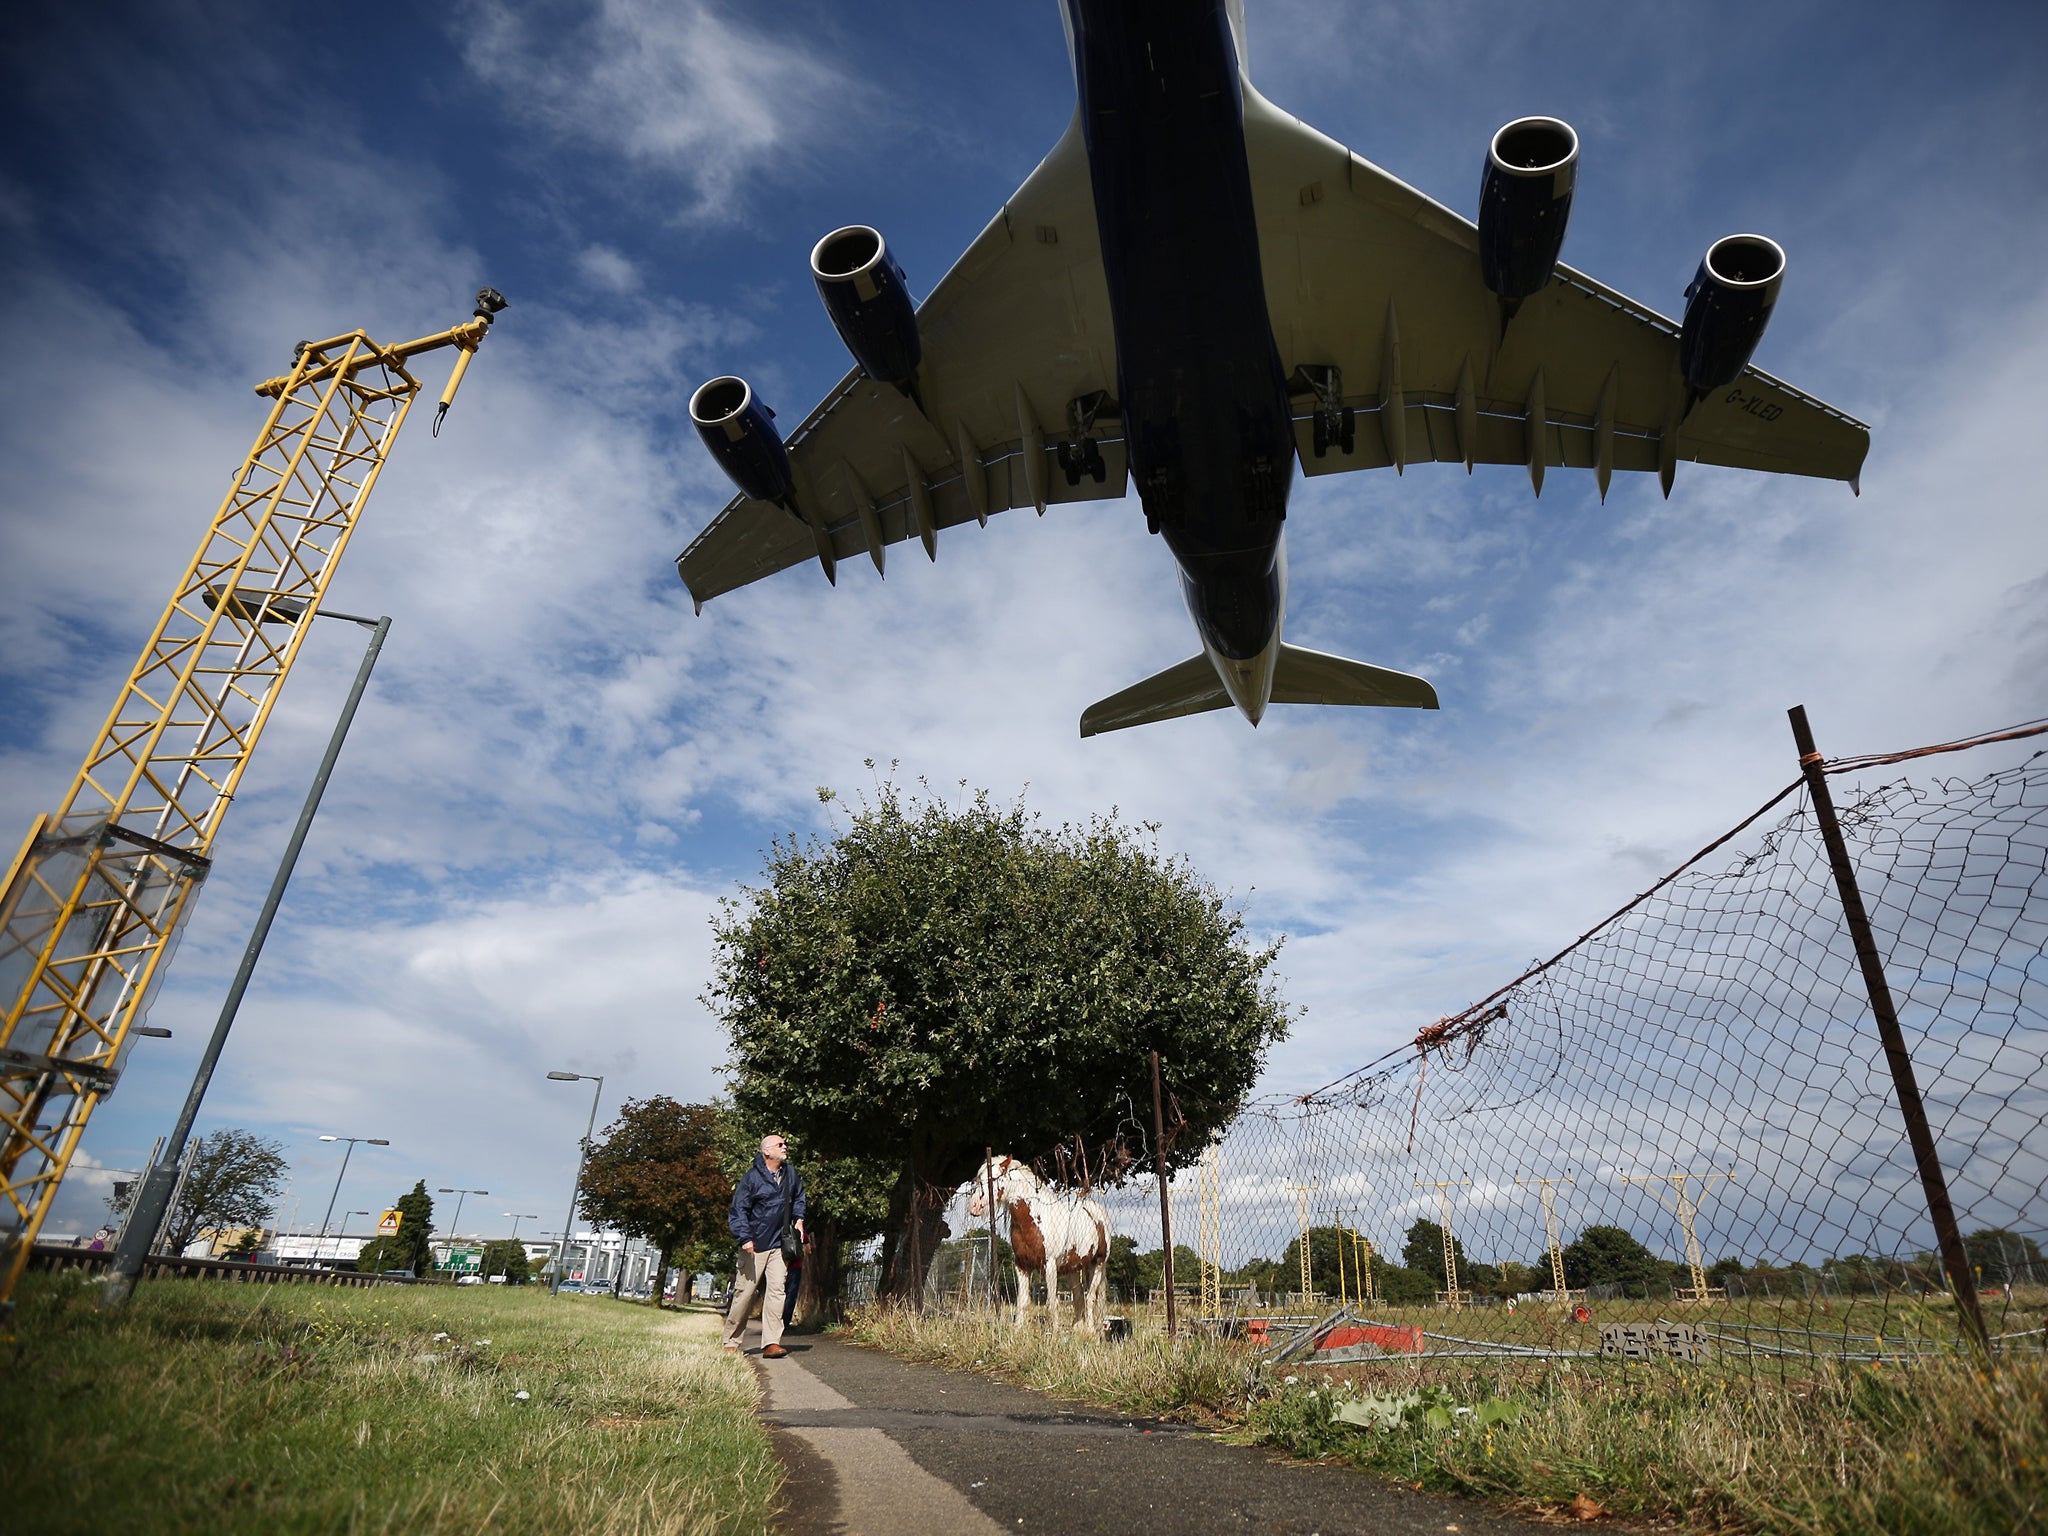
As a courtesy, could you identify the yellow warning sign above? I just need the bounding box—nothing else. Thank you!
[377,1209,402,1235]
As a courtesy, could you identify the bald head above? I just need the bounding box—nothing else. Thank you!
[760,1133,788,1169]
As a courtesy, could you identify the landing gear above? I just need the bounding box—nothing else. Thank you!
[1058,390,1116,487]
[1294,364,1354,459]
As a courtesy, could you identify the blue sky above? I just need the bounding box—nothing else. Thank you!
[3,0,2044,1244]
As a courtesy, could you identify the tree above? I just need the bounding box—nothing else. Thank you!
[1562,1224,1669,1295]
[711,781,1292,1304]
[481,1239,531,1284]
[394,1182,435,1274]
[1105,1234,1141,1301]
[1965,1228,2045,1286]
[127,1128,287,1256]
[578,1097,734,1306]
[1400,1219,1471,1287]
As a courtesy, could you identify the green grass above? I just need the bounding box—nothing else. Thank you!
[1,1272,776,1536]
[845,1306,2048,1534]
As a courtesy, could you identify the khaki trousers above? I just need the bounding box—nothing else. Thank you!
[723,1247,787,1350]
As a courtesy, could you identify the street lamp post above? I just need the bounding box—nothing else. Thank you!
[317,1135,390,1236]
[436,1187,488,1274]
[99,611,392,1307]
[545,1071,603,1296]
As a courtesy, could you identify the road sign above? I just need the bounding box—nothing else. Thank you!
[377,1209,401,1235]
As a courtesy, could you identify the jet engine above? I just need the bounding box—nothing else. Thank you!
[1679,233,1785,392]
[1477,117,1578,301]
[690,376,795,507]
[811,225,922,391]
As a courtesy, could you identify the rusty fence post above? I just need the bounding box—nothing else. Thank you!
[1151,1050,1176,1339]
[1789,705,1991,1362]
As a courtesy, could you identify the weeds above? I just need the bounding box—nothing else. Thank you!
[844,1306,2047,1534]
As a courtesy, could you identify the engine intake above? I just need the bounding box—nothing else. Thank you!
[690,376,795,507]
[1680,234,1785,393]
[1478,117,1578,302]
[812,225,922,390]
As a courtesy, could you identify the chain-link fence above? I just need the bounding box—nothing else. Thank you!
[918,717,2048,1372]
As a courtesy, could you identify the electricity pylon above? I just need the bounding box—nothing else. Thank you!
[1621,1171,1731,1302]
[1516,1176,1583,1302]
[1197,1144,1221,1320]
[1285,1182,1318,1304]
[0,293,505,1315]
[1416,1179,1473,1309]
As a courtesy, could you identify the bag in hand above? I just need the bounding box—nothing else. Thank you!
[779,1221,802,1265]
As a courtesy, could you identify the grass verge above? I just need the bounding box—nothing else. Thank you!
[2,1272,776,1536]
[843,1307,2048,1534]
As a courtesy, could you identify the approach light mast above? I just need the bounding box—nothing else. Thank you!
[0,291,507,1321]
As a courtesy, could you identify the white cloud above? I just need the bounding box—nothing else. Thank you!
[456,0,863,221]
[575,243,641,293]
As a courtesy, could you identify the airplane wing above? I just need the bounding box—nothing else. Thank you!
[1240,85,1870,495]
[677,113,1127,610]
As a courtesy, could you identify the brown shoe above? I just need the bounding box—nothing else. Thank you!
[761,1344,789,1358]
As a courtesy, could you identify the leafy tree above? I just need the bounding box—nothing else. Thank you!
[226,1228,262,1259]
[392,1181,435,1274]
[123,1128,287,1256]
[578,1097,735,1306]
[711,781,1292,1303]
[1373,1262,1438,1306]
[1400,1219,1471,1287]
[1562,1224,1669,1295]
[1277,1225,1370,1299]
[1965,1228,2044,1285]
[1132,1244,1204,1298]
[1105,1233,1141,1300]
[480,1239,531,1284]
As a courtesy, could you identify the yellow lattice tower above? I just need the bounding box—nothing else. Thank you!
[1516,1176,1582,1302]
[1285,1182,1317,1303]
[1353,1231,1377,1304]
[1416,1179,1473,1309]
[0,295,504,1312]
[1197,1143,1221,1319]
[1622,1171,1732,1302]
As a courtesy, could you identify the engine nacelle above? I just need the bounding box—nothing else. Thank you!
[690,376,795,506]
[1478,117,1578,301]
[811,225,922,390]
[1679,234,1785,392]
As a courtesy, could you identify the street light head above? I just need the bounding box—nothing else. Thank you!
[319,1135,339,1142]
[546,1071,581,1081]
[368,1139,390,1146]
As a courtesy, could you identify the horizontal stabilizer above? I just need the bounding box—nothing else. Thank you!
[1079,655,1232,737]
[1080,644,1437,737]
[1270,644,1438,710]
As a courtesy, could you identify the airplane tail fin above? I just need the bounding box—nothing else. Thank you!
[1079,644,1437,737]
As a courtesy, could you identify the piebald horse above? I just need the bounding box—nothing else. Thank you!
[967,1154,1111,1335]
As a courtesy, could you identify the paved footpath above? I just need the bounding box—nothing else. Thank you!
[736,1323,1557,1536]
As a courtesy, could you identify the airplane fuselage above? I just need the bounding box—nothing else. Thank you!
[1066,0,1295,719]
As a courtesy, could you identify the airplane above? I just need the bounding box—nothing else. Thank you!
[676,0,1868,737]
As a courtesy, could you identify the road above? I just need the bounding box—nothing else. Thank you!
[740,1325,1557,1536]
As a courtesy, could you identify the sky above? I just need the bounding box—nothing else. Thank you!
[2,0,2044,1247]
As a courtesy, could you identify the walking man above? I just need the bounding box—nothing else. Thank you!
[724,1133,805,1357]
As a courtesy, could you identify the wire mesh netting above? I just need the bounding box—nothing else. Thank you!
[923,727,2048,1372]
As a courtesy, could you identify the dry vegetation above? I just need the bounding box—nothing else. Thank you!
[845,1304,2047,1534]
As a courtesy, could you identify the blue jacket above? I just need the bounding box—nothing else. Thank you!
[728,1154,805,1250]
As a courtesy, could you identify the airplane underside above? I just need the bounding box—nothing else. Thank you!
[677,0,1868,736]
